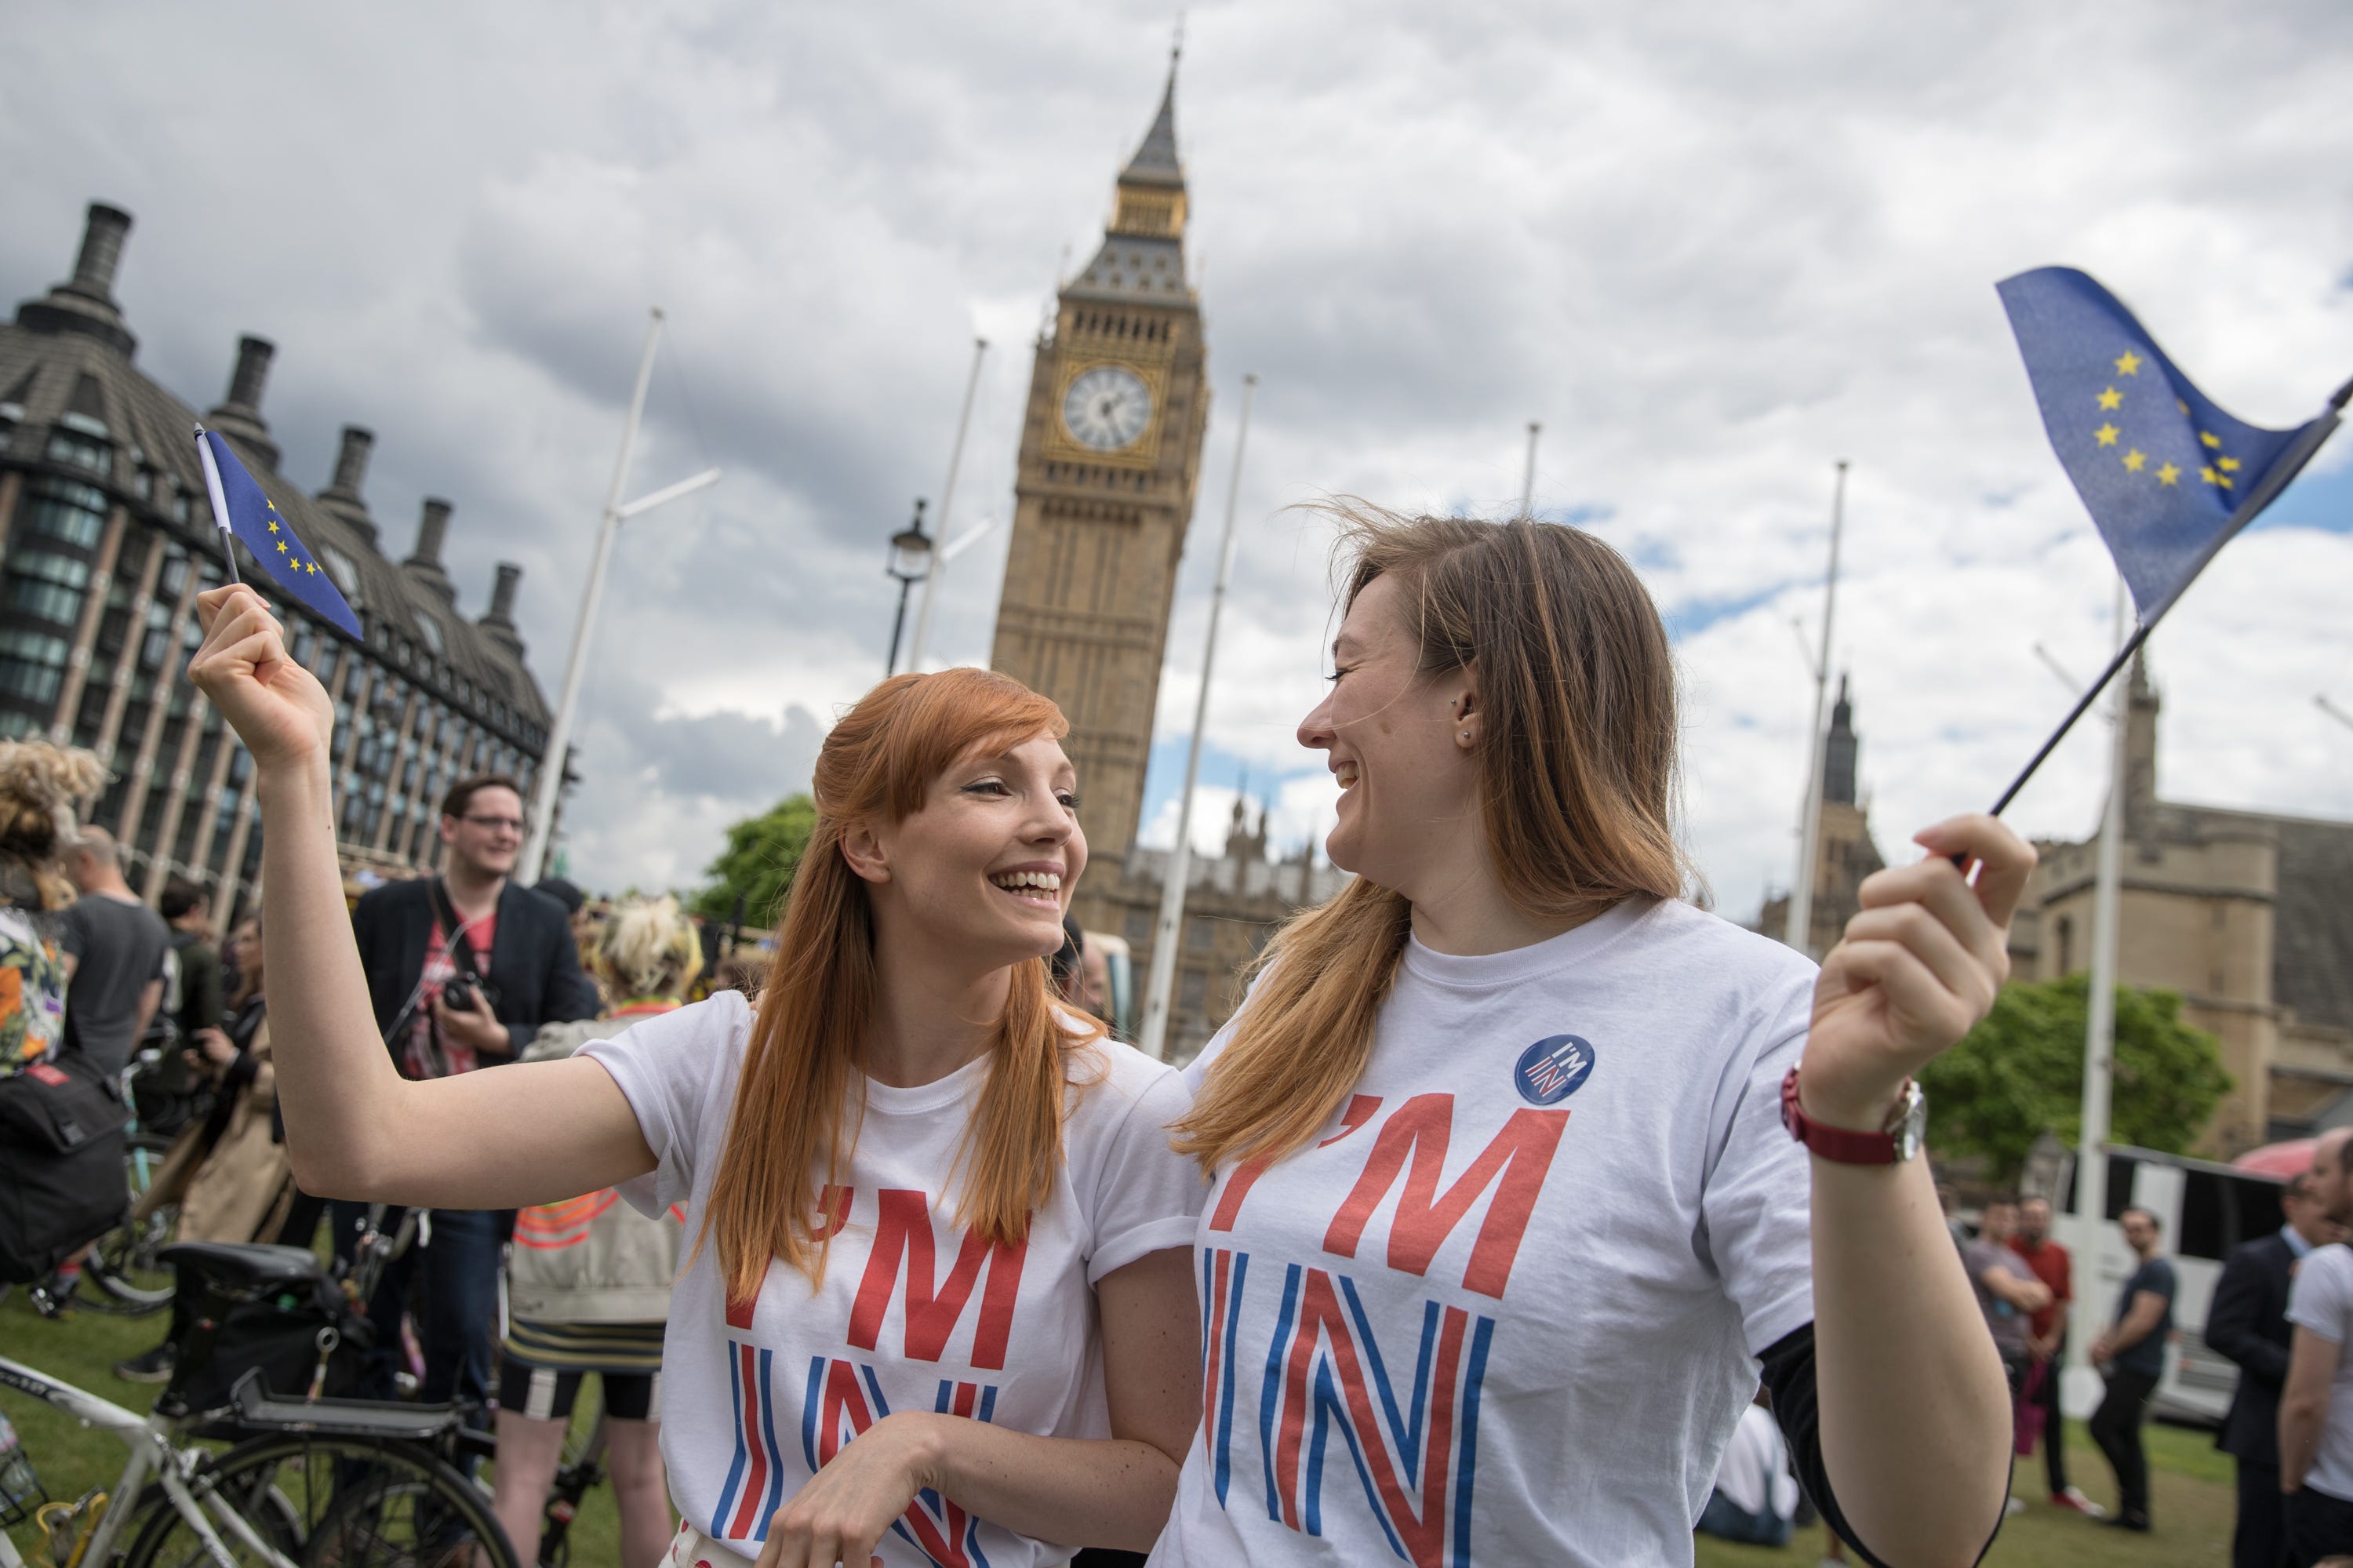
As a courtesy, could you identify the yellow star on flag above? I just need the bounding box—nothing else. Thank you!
[2177,398,2191,415]
[2097,387,2123,411]
[2217,456,2241,471]
[267,520,278,533]
[2157,463,2180,486]
[2115,351,2141,376]
[276,540,289,552]
[2200,431,2221,449]
[2094,423,2120,446]
[2122,449,2146,472]
[306,562,318,574]
[2200,466,2220,485]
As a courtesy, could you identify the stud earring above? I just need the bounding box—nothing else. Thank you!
[1460,730,1471,740]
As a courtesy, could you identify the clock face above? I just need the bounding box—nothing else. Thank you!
[1061,364,1153,452]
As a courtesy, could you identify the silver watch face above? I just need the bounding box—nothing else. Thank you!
[1888,1082,1927,1162]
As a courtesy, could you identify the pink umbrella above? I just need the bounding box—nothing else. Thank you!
[2235,1140,2316,1179]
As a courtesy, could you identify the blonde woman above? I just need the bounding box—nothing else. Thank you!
[492,897,704,1568]
[1155,511,2031,1568]
[188,584,1202,1568]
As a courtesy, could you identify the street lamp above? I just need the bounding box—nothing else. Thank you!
[884,498,932,676]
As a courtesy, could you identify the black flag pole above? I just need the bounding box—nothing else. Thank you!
[1980,372,2353,828]
[191,423,245,588]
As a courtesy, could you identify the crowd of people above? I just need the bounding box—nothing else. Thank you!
[0,504,2343,1566]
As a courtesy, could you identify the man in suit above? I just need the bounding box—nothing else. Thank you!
[336,774,598,1420]
[2211,1170,2343,1566]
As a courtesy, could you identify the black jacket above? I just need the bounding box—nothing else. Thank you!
[350,878,598,1064]
[2209,1230,2297,1464]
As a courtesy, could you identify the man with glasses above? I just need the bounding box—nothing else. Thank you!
[338,774,598,1421]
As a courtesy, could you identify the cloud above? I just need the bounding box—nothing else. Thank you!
[10,1,2353,909]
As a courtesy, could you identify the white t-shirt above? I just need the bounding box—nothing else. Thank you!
[1713,1403,1800,1522]
[1147,895,1819,1568]
[2286,1243,2353,1501]
[584,989,1202,1566]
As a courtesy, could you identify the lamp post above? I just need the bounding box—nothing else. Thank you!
[884,499,933,676]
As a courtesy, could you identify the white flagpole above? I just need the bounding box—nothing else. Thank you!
[1784,460,1848,956]
[907,337,989,671]
[1140,373,1257,1062]
[1518,422,1540,516]
[2067,577,2131,1400]
[191,426,243,585]
[522,309,664,886]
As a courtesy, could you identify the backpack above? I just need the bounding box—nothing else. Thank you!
[0,1053,128,1282]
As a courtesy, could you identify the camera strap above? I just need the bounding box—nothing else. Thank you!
[427,877,489,988]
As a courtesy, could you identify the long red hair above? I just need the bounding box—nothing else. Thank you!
[697,668,1100,1304]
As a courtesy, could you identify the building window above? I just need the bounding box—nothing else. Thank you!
[44,429,111,476]
[319,546,360,600]
[20,479,107,549]
[5,549,92,626]
[0,629,71,704]
[0,711,40,740]
[2054,915,2073,977]
[413,613,444,658]
[1187,917,1215,952]
[1178,969,1208,1017]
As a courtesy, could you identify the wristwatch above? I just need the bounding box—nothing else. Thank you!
[1780,1067,1926,1164]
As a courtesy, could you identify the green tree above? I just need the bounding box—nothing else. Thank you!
[693,793,818,928]
[1918,973,2232,1184]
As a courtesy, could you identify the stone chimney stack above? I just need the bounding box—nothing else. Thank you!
[409,499,452,567]
[480,562,526,656]
[329,427,373,497]
[15,201,139,357]
[315,425,379,547]
[225,337,273,411]
[401,498,457,602]
[66,204,133,303]
[205,334,280,470]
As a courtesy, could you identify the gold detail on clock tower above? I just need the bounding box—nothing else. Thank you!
[991,56,1209,898]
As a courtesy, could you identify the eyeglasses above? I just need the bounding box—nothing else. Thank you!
[460,815,526,834]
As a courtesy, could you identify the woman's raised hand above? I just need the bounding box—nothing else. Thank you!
[1803,813,2037,1130]
[187,585,334,774]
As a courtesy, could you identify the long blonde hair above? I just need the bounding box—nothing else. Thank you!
[1173,507,1689,1171]
[698,668,1100,1304]
[0,741,107,910]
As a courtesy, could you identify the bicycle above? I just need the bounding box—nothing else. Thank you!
[0,1347,517,1568]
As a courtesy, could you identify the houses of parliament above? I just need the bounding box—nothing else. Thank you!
[988,55,1343,1061]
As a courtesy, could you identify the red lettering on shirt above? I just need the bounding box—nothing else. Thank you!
[1322,1094,1569,1298]
[847,1189,1029,1370]
[1209,1094,1383,1233]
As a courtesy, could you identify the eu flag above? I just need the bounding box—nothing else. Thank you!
[195,427,362,638]
[1998,267,2342,623]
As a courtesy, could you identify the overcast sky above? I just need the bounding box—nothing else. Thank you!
[8,2,2351,916]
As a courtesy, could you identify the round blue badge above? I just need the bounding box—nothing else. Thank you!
[1515,1035,1595,1105]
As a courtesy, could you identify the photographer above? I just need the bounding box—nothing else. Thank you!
[336,775,597,1418]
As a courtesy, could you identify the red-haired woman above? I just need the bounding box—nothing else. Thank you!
[1153,511,2031,1568]
[187,585,1202,1568]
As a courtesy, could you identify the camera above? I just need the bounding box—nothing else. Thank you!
[442,978,492,1014]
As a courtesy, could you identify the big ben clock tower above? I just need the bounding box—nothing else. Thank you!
[992,54,1209,899]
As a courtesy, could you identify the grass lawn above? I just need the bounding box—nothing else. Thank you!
[1696,1417,2235,1568]
[0,1281,621,1565]
[8,1276,2238,1567]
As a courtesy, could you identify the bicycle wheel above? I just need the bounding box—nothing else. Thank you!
[120,1432,520,1568]
[79,1132,180,1316]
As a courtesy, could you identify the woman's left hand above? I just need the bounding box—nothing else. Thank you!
[756,1412,940,1568]
[1802,813,2036,1130]
[191,1028,238,1069]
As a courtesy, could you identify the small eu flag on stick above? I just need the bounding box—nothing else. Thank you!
[193,424,362,639]
[1986,268,2352,817]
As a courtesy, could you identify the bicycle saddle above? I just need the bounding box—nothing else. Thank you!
[158,1241,325,1291]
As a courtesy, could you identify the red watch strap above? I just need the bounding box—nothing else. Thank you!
[1780,1067,1900,1165]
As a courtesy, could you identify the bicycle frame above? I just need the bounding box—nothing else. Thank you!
[0,1354,300,1568]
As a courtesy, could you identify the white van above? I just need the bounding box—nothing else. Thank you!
[2044,1143,2289,1424]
